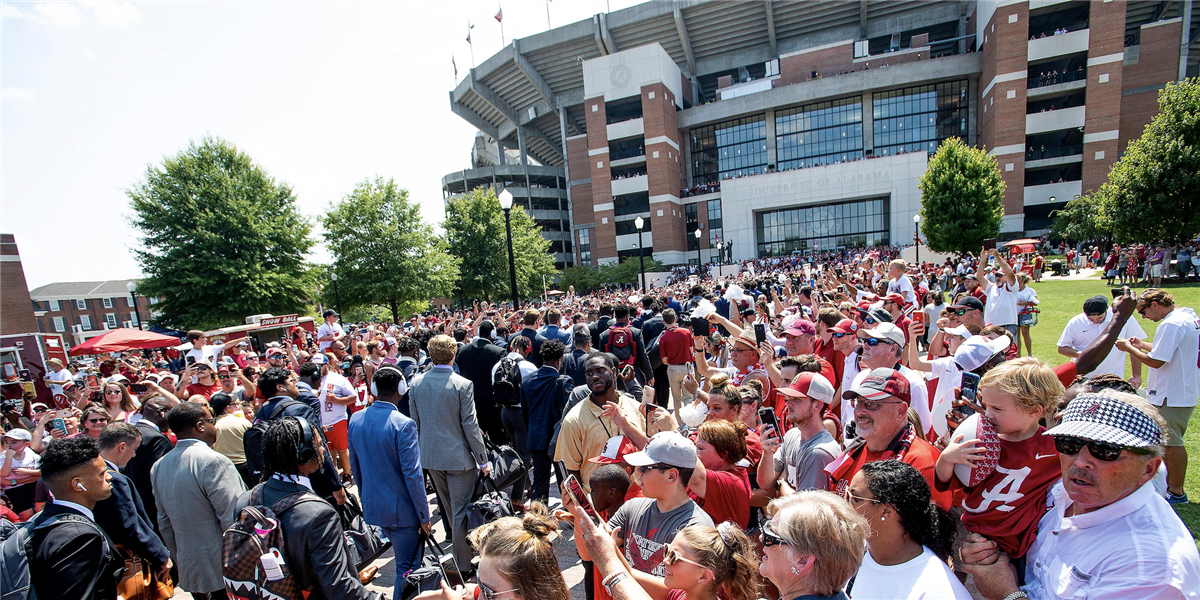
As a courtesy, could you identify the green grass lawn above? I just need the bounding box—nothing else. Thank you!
[1019,276,1199,541]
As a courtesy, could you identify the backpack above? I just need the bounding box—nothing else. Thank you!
[1,512,113,600]
[604,325,638,368]
[222,484,322,600]
[244,400,304,484]
[492,357,524,407]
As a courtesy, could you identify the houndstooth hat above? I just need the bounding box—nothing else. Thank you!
[1045,393,1163,447]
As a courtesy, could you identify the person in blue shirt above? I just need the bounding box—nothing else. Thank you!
[347,365,432,598]
[538,307,573,344]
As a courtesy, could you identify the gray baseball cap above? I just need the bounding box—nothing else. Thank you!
[622,431,697,469]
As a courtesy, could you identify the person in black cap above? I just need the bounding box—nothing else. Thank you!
[1057,295,1146,383]
[948,296,985,330]
[317,309,344,353]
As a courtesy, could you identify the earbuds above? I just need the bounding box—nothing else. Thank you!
[75,482,87,492]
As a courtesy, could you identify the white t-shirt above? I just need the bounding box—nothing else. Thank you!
[923,303,946,338]
[185,343,225,368]
[1146,307,1200,408]
[927,356,963,439]
[46,368,72,396]
[851,546,973,600]
[889,275,916,305]
[317,321,345,351]
[490,352,538,381]
[1056,310,1146,378]
[984,279,1019,326]
[318,372,356,426]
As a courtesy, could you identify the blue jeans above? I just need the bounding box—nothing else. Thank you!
[383,525,423,599]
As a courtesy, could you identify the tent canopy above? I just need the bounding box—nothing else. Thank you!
[69,328,182,356]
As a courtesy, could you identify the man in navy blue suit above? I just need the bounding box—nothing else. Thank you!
[511,308,549,367]
[94,423,172,581]
[348,365,432,599]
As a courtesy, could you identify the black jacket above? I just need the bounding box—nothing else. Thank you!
[511,328,548,367]
[121,420,172,535]
[589,316,613,349]
[94,460,171,569]
[599,322,654,384]
[563,348,590,386]
[456,338,508,442]
[257,395,342,499]
[639,314,666,343]
[30,503,125,600]
[234,479,375,600]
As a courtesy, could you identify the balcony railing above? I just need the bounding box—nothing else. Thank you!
[1028,68,1086,89]
[611,146,646,161]
[1026,145,1083,161]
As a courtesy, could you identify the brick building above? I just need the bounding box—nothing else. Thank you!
[448,0,1197,265]
[0,234,39,336]
[29,281,156,346]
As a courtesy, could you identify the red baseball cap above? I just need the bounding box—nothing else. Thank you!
[883,293,906,306]
[588,436,639,464]
[784,319,816,337]
[777,372,835,404]
[843,367,911,405]
[831,319,859,334]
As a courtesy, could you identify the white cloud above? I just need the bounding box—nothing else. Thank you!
[83,47,98,59]
[1,4,30,20]
[1,1,141,28]
[82,1,142,29]
[1,88,37,101]
[33,2,86,27]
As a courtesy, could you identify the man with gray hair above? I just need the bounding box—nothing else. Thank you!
[962,391,1200,599]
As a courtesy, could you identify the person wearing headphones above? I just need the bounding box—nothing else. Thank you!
[348,365,432,600]
[234,418,379,600]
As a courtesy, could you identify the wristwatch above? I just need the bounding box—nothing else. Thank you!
[1001,591,1029,600]
[602,572,628,595]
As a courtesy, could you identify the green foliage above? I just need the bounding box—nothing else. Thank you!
[443,188,556,302]
[1098,78,1200,243]
[918,137,1006,255]
[557,256,666,294]
[1049,192,1107,244]
[127,136,314,330]
[320,177,459,323]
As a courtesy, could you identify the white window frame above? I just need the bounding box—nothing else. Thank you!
[79,315,92,331]
[126,296,135,307]
[49,300,61,312]
[102,297,113,308]
[106,313,118,329]
[75,299,87,310]
[52,317,65,332]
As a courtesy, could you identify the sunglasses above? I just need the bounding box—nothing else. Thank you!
[218,375,232,380]
[635,464,673,474]
[1053,435,1152,462]
[953,308,972,316]
[87,418,109,424]
[1136,305,1149,316]
[832,332,851,338]
[661,547,707,569]
[844,490,882,506]
[851,397,904,412]
[760,520,787,547]
[863,317,879,325]
[104,389,122,395]
[478,582,520,600]
[860,338,896,347]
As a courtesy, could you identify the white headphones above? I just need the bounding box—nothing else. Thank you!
[75,482,87,492]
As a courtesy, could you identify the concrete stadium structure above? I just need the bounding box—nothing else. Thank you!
[447,0,1198,266]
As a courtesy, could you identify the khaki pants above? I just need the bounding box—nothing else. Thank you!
[666,364,693,414]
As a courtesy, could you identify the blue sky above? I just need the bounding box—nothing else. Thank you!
[2,0,640,288]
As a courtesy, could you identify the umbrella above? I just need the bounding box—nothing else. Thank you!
[69,328,183,356]
[1003,239,1042,247]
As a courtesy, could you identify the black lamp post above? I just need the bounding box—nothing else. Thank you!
[126,281,141,330]
[635,216,647,291]
[499,189,520,308]
[331,272,342,323]
[913,213,922,268]
[694,228,703,268]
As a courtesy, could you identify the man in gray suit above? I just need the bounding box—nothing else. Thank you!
[153,402,247,600]
[409,334,490,577]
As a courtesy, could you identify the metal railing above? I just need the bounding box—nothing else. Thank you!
[1028,68,1086,89]
[1026,145,1083,160]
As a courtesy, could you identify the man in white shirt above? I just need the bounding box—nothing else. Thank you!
[1115,288,1200,504]
[978,248,1019,336]
[846,323,931,436]
[317,309,345,352]
[886,259,916,305]
[184,329,225,368]
[313,353,357,481]
[961,392,1200,599]
[43,358,72,396]
[1057,295,1145,384]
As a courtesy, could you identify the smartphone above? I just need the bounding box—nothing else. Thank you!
[758,407,782,440]
[49,418,68,436]
[691,317,710,338]
[86,374,99,388]
[129,382,148,394]
[620,364,634,379]
[563,475,601,524]
[754,323,766,345]
[912,311,925,325]
[982,238,999,251]
[18,369,31,381]
[186,355,197,366]
[959,372,982,416]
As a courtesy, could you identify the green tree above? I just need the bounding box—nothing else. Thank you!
[1099,78,1200,242]
[918,137,1006,255]
[127,136,314,330]
[558,256,667,294]
[444,187,556,302]
[1049,192,1107,245]
[320,177,460,323]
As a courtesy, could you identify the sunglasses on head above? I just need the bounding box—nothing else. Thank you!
[1053,435,1152,462]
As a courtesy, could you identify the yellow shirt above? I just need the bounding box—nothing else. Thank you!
[213,413,252,465]
[554,392,645,494]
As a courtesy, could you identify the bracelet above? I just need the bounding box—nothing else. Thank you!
[1001,591,1028,600]
[602,572,628,594]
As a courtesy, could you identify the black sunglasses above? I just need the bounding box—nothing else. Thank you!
[864,317,879,325]
[761,520,787,547]
[953,308,971,316]
[1054,435,1152,462]
[832,332,851,338]
[635,464,673,474]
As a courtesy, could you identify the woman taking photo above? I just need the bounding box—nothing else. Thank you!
[101,380,139,423]
[845,460,970,599]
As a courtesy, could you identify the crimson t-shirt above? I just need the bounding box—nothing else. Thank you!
[689,467,751,528]
[181,381,222,401]
[829,437,952,510]
[658,326,694,365]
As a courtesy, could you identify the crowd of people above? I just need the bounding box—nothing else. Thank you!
[4,244,1199,600]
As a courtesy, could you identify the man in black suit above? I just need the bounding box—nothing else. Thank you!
[589,303,614,348]
[599,304,654,385]
[30,436,125,600]
[636,301,669,410]
[510,309,549,368]
[562,325,592,386]
[456,319,508,444]
[121,395,173,537]
[95,423,171,581]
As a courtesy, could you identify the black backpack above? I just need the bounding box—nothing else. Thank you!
[244,400,304,484]
[492,357,523,407]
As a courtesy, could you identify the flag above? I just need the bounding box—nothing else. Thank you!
[467,21,474,44]
[453,56,458,77]
[495,6,503,22]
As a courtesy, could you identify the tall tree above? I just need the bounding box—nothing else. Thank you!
[917,137,1006,255]
[321,177,460,322]
[1099,78,1200,242]
[1050,192,1107,245]
[127,136,313,330]
[444,187,555,302]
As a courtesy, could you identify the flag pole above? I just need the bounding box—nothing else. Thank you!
[546,0,551,29]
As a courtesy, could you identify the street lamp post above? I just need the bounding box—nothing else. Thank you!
[694,228,703,269]
[126,281,141,330]
[716,241,723,267]
[635,216,647,291]
[913,213,922,269]
[499,189,520,308]
[330,273,342,324]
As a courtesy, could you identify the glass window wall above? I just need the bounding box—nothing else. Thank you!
[756,197,890,257]
[690,116,768,185]
[776,98,863,169]
[873,81,969,158]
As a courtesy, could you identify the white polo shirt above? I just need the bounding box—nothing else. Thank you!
[984,280,1019,327]
[1146,307,1200,408]
[1056,310,1146,379]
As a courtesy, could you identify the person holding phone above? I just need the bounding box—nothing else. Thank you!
[759,372,840,496]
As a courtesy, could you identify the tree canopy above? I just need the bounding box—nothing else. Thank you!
[443,187,556,303]
[917,137,1005,255]
[127,136,314,330]
[559,256,667,295]
[320,177,459,322]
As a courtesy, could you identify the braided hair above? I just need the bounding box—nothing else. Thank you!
[860,460,955,560]
[262,418,315,478]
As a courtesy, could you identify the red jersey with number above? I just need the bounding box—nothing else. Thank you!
[933,429,1060,558]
